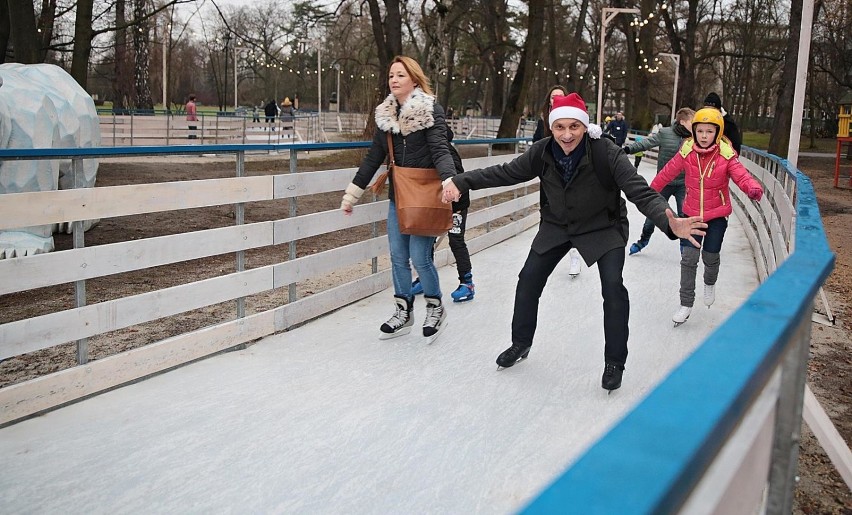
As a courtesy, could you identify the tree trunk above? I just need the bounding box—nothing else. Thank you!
[7,1,40,63]
[112,0,134,109]
[38,0,57,61]
[768,0,802,157]
[364,0,403,137]
[70,0,94,88]
[496,0,546,140]
[0,0,10,64]
[133,0,153,109]
[566,0,590,94]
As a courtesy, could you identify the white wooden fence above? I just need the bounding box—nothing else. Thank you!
[0,146,536,426]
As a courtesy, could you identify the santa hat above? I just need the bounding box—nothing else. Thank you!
[548,93,602,139]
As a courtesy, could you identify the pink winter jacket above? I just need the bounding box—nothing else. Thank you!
[651,138,761,221]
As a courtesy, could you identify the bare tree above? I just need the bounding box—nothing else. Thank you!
[496,0,546,139]
[767,0,803,156]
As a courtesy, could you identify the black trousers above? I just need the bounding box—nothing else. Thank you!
[511,243,630,366]
[448,209,471,278]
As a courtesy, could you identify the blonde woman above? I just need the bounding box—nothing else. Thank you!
[341,56,457,344]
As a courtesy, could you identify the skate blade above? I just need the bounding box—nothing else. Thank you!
[379,326,412,340]
[673,321,687,327]
[452,295,474,302]
[496,355,528,371]
[424,319,448,345]
[569,273,580,278]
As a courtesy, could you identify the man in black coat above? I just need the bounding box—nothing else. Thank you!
[704,92,742,153]
[605,111,629,146]
[442,93,707,392]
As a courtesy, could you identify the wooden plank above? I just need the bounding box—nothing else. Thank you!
[0,311,277,427]
[0,268,274,359]
[273,237,388,289]
[0,222,275,295]
[774,181,795,245]
[467,191,540,228]
[272,202,387,244]
[274,269,393,331]
[273,168,356,198]
[679,370,779,514]
[803,384,852,490]
[0,176,274,230]
[732,199,769,282]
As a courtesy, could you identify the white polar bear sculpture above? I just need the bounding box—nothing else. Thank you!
[0,63,100,259]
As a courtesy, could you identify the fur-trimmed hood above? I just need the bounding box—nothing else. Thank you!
[374,88,435,136]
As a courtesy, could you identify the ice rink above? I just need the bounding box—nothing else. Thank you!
[0,166,761,513]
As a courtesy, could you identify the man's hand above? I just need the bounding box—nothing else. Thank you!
[666,209,707,248]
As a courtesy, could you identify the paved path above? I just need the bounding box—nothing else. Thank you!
[0,162,761,514]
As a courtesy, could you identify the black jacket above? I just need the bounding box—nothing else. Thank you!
[452,136,676,263]
[723,114,742,153]
[351,90,456,203]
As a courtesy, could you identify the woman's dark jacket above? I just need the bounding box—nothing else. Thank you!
[351,89,456,203]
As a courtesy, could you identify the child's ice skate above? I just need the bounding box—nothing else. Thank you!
[704,284,715,307]
[672,306,692,327]
[450,272,475,302]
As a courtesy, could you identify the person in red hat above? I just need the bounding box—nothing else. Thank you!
[442,92,707,392]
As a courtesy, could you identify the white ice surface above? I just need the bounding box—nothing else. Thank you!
[0,162,760,514]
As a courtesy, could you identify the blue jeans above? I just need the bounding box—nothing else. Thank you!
[640,182,685,242]
[387,202,442,298]
[680,216,728,253]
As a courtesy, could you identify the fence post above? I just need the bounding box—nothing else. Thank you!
[130,111,135,146]
[72,158,88,364]
[288,148,298,303]
[765,312,813,513]
[235,151,246,320]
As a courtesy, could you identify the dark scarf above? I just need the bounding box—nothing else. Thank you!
[550,135,587,184]
[674,123,691,138]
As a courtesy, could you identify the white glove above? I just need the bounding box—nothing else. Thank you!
[341,183,365,214]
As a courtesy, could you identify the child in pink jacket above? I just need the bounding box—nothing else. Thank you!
[651,107,763,325]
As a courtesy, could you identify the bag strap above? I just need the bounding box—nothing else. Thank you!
[369,133,395,195]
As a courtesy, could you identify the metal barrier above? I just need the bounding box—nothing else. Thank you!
[522,147,834,514]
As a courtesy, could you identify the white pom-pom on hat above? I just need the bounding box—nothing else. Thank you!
[586,124,603,139]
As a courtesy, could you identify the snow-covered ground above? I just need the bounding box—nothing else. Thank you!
[0,161,760,513]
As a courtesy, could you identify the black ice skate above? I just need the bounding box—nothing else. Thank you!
[496,343,532,370]
[422,296,447,344]
[380,296,413,339]
[602,361,624,393]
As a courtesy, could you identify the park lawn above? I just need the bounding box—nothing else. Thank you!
[742,132,837,153]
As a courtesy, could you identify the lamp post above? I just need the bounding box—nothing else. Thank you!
[658,52,680,122]
[223,32,231,111]
[334,63,341,112]
[597,7,641,125]
[300,39,324,140]
[234,44,239,109]
[161,21,168,108]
